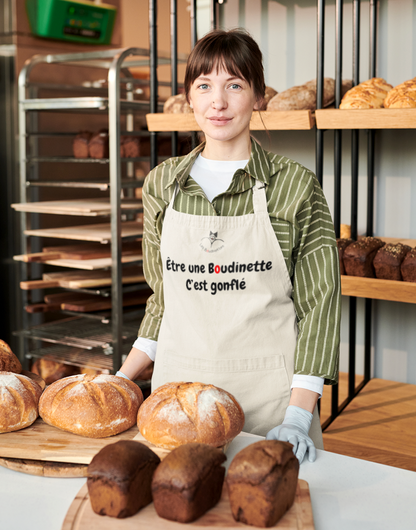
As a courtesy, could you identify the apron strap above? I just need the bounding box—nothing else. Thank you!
[252,179,269,215]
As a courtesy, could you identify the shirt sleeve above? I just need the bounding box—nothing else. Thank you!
[291,175,341,385]
[137,166,169,342]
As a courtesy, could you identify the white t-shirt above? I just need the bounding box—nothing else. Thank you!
[132,154,324,396]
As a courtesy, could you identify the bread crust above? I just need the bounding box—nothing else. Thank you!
[340,77,393,109]
[31,358,79,385]
[163,93,193,113]
[137,382,244,450]
[0,371,42,433]
[226,440,299,528]
[0,340,22,373]
[384,77,416,108]
[373,243,411,281]
[343,237,386,277]
[401,247,416,283]
[39,374,143,438]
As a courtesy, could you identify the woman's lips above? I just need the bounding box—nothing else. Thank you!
[207,116,233,126]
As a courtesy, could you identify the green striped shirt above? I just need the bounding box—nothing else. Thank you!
[139,139,340,385]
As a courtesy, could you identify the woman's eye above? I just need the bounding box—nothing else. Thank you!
[230,83,242,90]
[198,84,209,90]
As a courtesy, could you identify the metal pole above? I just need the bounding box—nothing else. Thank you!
[211,0,217,30]
[315,0,325,187]
[191,0,198,150]
[150,0,158,169]
[171,0,178,157]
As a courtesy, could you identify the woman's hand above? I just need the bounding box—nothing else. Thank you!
[266,405,316,464]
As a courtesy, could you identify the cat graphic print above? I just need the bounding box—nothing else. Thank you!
[200,231,225,253]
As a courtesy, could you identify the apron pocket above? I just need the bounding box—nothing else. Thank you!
[161,351,291,437]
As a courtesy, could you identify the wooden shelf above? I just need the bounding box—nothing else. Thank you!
[146,110,314,132]
[341,275,416,304]
[316,108,416,129]
[11,199,141,216]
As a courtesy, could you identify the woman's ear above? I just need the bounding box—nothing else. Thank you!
[253,97,264,111]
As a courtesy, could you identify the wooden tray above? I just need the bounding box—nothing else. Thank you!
[63,479,313,529]
[315,108,416,129]
[0,456,88,478]
[0,418,169,465]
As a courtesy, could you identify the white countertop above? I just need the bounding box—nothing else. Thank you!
[1,432,415,530]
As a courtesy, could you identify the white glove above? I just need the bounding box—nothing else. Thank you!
[266,405,316,464]
[115,370,130,380]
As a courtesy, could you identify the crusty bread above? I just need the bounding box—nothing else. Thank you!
[137,382,245,450]
[0,340,22,373]
[88,440,160,518]
[152,443,226,523]
[72,131,92,158]
[226,440,299,528]
[39,374,144,438]
[384,77,416,108]
[0,371,42,433]
[31,357,79,385]
[163,93,193,113]
[259,86,278,110]
[340,77,393,109]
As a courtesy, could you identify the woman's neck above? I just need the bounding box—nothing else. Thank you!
[201,135,252,161]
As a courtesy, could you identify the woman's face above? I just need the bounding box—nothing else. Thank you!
[188,67,260,150]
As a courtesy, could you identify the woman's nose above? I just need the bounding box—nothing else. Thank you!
[212,90,227,110]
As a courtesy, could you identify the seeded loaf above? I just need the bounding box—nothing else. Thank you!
[343,237,386,277]
[152,443,226,523]
[87,440,160,518]
[401,247,416,282]
[39,374,143,438]
[0,371,42,433]
[373,242,411,281]
[137,382,244,450]
[336,238,354,275]
[340,77,393,109]
[0,340,22,373]
[384,77,416,108]
[226,440,299,528]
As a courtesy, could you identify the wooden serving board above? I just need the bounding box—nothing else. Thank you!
[24,221,143,243]
[63,480,313,530]
[0,457,88,478]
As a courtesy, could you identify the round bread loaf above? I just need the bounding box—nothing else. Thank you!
[31,357,79,384]
[0,371,42,433]
[39,374,144,438]
[0,339,22,373]
[163,93,193,113]
[137,382,245,450]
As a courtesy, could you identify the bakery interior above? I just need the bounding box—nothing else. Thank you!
[1,0,416,529]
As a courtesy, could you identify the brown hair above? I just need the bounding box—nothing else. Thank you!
[184,29,265,104]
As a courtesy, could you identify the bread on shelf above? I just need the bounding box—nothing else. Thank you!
[31,357,79,385]
[39,374,144,438]
[163,93,193,113]
[384,77,416,108]
[259,86,278,110]
[87,440,160,518]
[88,129,109,159]
[226,440,299,528]
[340,77,393,109]
[0,339,22,373]
[373,242,411,281]
[337,238,354,275]
[401,247,416,282]
[72,131,92,158]
[343,237,386,277]
[151,443,226,523]
[137,381,245,450]
[0,371,42,433]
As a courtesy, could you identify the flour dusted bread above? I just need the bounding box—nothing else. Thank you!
[87,440,160,518]
[163,93,193,113]
[39,374,143,438]
[340,77,393,109]
[384,77,416,108]
[0,371,42,433]
[152,443,226,523]
[137,382,244,449]
[226,440,299,528]
[0,340,22,373]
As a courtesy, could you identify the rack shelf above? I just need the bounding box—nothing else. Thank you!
[21,97,156,112]
[27,181,144,191]
[341,276,416,304]
[12,199,142,216]
[315,109,416,130]
[146,110,314,132]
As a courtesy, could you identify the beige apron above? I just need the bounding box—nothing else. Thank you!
[152,179,323,447]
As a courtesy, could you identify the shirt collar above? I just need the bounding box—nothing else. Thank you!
[164,137,272,191]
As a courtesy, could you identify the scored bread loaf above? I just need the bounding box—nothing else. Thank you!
[340,77,393,109]
[0,371,42,433]
[163,93,193,113]
[31,357,79,385]
[0,340,22,373]
[226,440,299,528]
[152,443,226,523]
[39,374,144,438]
[383,77,416,108]
[137,382,245,450]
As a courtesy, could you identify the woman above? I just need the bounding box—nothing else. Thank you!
[118,29,341,464]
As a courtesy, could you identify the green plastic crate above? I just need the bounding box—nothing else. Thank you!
[26,0,117,45]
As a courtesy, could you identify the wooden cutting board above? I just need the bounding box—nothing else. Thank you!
[62,480,314,530]
[0,457,88,478]
[24,221,143,243]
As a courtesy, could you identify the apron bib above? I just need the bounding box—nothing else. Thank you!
[152,180,323,446]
